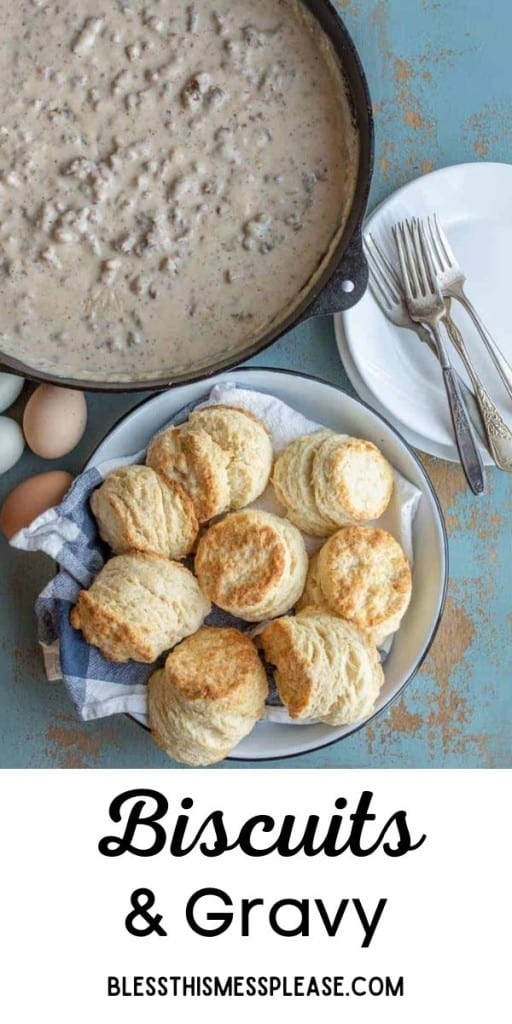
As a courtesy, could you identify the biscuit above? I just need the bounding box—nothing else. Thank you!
[146,423,230,522]
[195,509,308,622]
[272,430,337,536]
[295,552,327,612]
[314,525,412,646]
[148,626,268,766]
[70,552,211,663]
[260,608,384,724]
[313,434,393,525]
[188,405,273,508]
[90,465,198,559]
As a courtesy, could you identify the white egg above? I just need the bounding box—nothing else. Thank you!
[0,416,25,474]
[0,372,24,413]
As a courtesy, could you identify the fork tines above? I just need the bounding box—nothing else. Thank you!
[363,234,402,309]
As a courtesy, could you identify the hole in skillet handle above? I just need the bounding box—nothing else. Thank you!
[301,230,368,320]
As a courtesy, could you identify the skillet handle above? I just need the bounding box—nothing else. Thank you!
[298,230,368,322]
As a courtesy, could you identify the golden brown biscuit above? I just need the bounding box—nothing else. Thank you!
[272,430,337,536]
[70,552,211,663]
[260,607,384,724]
[195,509,308,622]
[313,434,393,525]
[149,626,268,766]
[90,465,198,559]
[315,525,412,646]
[188,405,273,508]
[146,423,230,522]
[273,431,394,536]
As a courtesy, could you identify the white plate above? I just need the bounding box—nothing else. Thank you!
[85,368,448,761]
[335,314,459,462]
[340,162,512,463]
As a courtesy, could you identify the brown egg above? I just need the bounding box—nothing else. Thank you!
[0,470,73,539]
[23,384,87,459]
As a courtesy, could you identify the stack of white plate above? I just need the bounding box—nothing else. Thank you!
[337,162,512,464]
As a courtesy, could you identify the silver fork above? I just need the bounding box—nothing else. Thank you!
[365,232,512,470]
[364,233,434,346]
[393,219,485,494]
[417,219,512,471]
[363,234,487,447]
[427,214,512,402]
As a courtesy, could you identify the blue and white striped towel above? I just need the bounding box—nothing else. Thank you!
[10,384,422,724]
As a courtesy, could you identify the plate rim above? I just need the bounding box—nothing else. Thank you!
[83,365,449,763]
[340,160,512,460]
[333,313,491,463]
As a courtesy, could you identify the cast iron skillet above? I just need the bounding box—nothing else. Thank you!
[0,0,374,391]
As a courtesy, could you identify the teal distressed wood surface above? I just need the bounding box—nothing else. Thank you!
[0,0,510,768]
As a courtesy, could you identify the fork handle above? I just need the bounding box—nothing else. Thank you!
[441,365,485,494]
[453,287,512,403]
[443,316,512,471]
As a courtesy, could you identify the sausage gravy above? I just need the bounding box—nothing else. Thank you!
[0,0,358,381]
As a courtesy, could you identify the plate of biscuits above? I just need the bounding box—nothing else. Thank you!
[58,368,448,764]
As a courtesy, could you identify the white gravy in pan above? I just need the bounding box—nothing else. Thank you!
[0,0,358,381]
